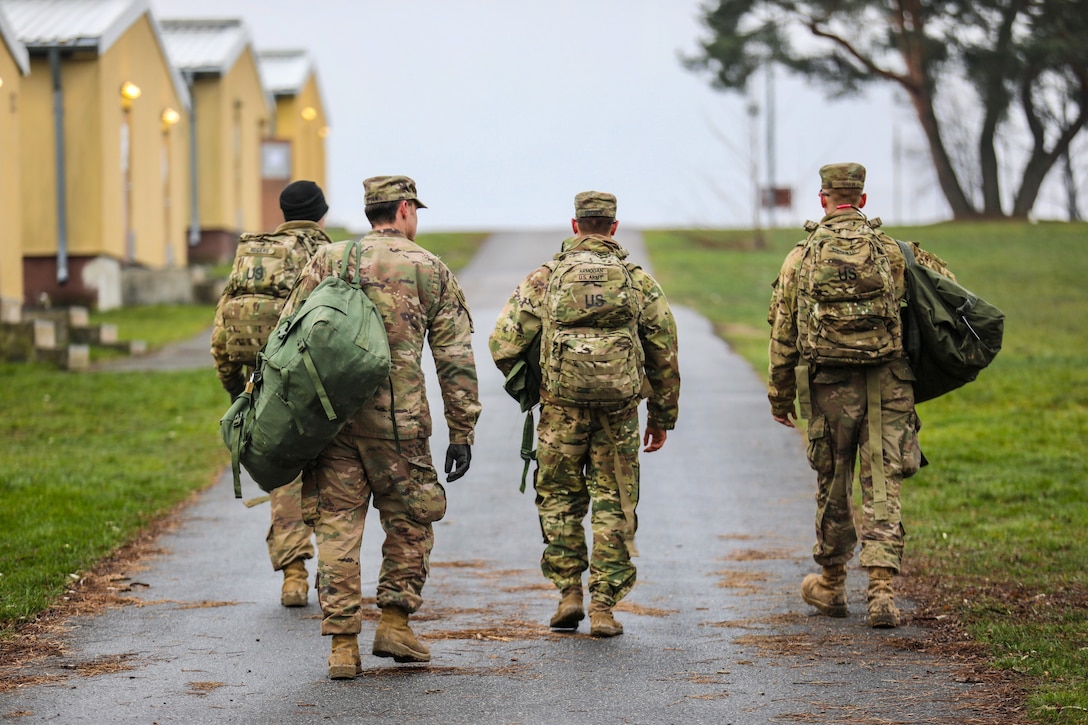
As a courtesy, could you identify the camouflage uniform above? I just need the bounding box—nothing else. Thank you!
[280,229,480,636]
[210,220,333,573]
[767,166,953,574]
[490,231,680,609]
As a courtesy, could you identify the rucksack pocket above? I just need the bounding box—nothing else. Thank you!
[811,300,901,361]
[396,457,447,524]
[548,328,643,407]
[220,294,286,365]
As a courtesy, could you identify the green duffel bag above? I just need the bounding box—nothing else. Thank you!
[897,241,1004,403]
[220,241,391,496]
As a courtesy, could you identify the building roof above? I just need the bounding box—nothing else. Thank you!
[0,3,29,73]
[0,0,189,109]
[159,17,249,76]
[257,48,313,96]
[0,0,143,53]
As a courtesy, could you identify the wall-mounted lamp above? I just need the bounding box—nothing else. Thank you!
[161,107,180,129]
[0,76,4,90]
[120,80,142,109]
[318,125,330,139]
[300,105,317,121]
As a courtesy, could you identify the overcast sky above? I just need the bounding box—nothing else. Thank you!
[149,0,961,233]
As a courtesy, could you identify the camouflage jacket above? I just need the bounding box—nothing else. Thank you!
[766,208,954,417]
[489,234,681,430]
[280,229,481,445]
[210,220,333,392]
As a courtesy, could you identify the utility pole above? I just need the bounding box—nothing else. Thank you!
[748,99,763,248]
[765,64,776,230]
[893,121,902,223]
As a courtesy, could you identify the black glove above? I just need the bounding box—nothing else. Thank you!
[444,444,472,482]
[225,378,246,403]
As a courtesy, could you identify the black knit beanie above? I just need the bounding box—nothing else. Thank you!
[279,180,329,222]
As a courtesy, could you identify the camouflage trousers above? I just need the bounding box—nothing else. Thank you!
[265,478,314,571]
[804,359,922,573]
[534,403,640,608]
[301,433,445,636]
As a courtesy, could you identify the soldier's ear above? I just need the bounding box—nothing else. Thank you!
[858,193,867,209]
[570,218,579,234]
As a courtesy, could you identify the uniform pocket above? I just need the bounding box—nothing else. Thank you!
[397,457,447,524]
[806,416,834,475]
[901,410,922,479]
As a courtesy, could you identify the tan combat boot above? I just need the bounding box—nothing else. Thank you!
[372,606,430,663]
[801,564,848,617]
[327,633,361,680]
[280,559,309,607]
[588,601,623,637]
[549,585,585,629]
[867,567,901,628]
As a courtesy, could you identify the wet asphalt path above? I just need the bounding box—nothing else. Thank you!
[1,230,991,724]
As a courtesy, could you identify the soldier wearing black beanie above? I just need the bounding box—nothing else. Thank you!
[213,177,333,612]
[279,180,329,222]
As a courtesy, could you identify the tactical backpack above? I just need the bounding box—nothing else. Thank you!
[796,218,903,366]
[896,241,1004,403]
[540,241,645,410]
[218,229,325,366]
[220,241,391,496]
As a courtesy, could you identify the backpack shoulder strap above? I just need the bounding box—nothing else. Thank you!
[896,239,917,267]
[338,240,363,288]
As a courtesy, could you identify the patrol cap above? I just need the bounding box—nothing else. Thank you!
[363,175,427,208]
[819,162,866,190]
[279,180,328,221]
[574,190,617,218]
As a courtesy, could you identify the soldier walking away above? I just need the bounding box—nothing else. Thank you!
[279,175,480,679]
[210,180,333,609]
[767,163,954,628]
[490,191,680,637]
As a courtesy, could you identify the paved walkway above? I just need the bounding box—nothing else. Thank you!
[1,231,998,724]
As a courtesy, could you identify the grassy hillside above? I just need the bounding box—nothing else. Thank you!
[644,221,1088,723]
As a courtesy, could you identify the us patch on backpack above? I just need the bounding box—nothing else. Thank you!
[797,223,903,365]
[540,242,645,409]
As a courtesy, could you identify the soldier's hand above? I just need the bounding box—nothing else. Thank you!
[226,379,246,403]
[643,427,667,453]
[773,409,797,428]
[444,443,472,482]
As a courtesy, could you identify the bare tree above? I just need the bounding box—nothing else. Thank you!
[683,0,1088,220]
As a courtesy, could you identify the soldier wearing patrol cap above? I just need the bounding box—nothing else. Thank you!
[766,163,954,629]
[280,175,480,678]
[490,191,681,638]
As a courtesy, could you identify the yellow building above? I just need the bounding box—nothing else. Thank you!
[2,0,191,310]
[161,18,271,263]
[257,49,328,232]
[0,6,28,322]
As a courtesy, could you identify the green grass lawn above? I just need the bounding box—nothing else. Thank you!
[0,365,228,623]
[644,220,1088,724]
[2,232,489,632]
